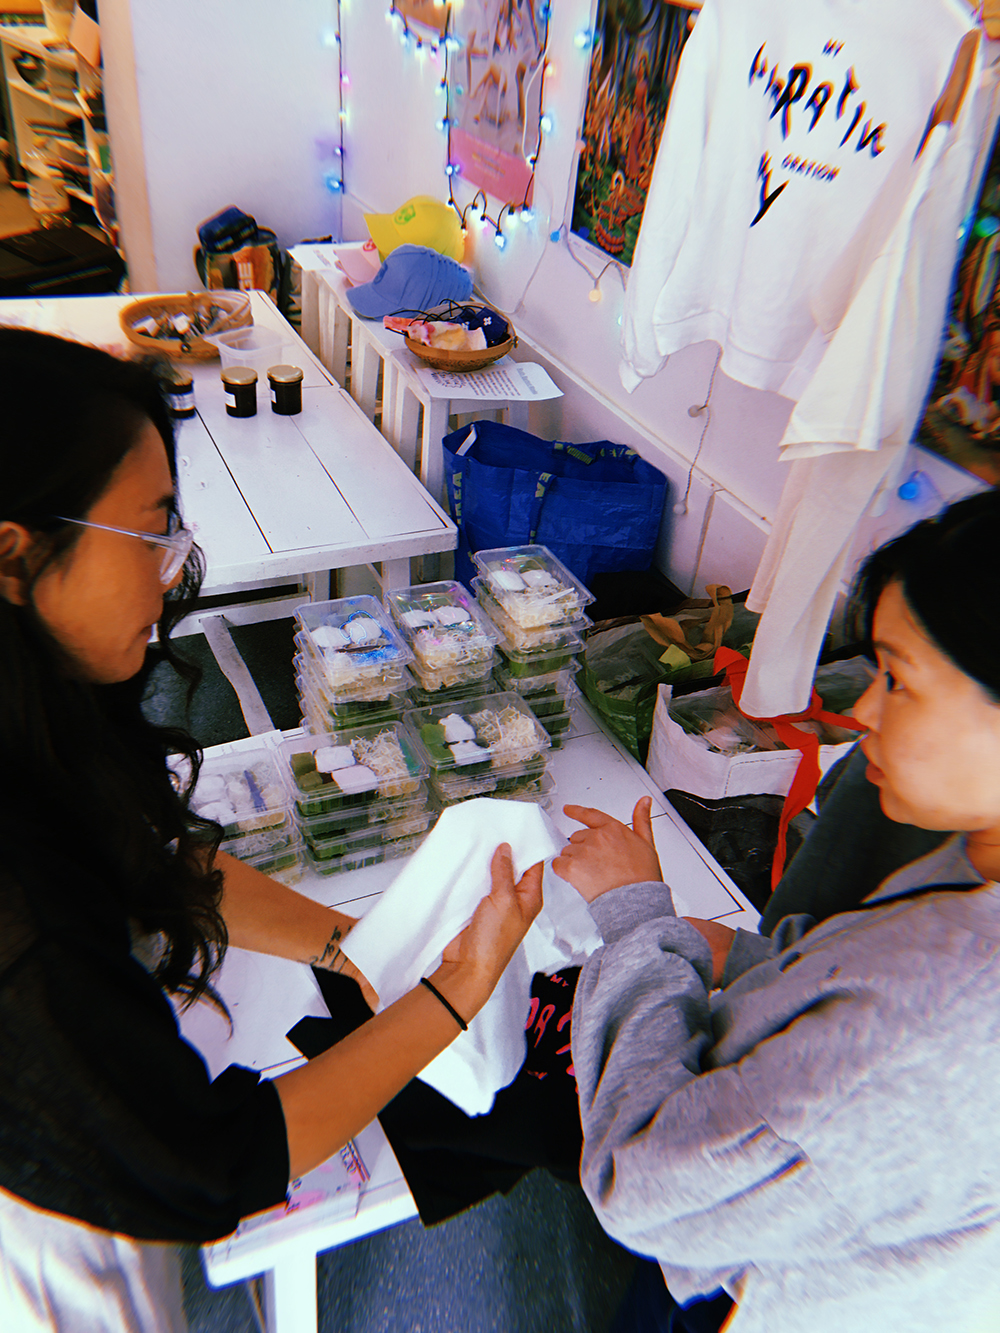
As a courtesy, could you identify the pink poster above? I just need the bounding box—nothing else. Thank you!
[450,0,549,207]
[396,1,450,34]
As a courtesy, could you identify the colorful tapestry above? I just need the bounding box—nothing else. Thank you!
[917,120,1000,485]
[571,0,696,264]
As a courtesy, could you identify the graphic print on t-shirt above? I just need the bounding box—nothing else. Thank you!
[618,0,978,398]
[748,35,888,225]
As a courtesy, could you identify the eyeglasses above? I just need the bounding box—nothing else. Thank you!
[54,513,196,586]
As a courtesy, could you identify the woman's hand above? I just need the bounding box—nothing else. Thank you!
[439,844,544,1012]
[552,796,662,902]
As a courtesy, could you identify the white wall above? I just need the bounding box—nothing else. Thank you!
[103,0,345,290]
[104,0,992,594]
[337,2,786,592]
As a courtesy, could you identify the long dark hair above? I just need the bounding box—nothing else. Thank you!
[852,488,1000,703]
[0,327,227,1005]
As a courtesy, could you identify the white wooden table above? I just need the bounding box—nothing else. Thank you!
[0,291,457,602]
[178,694,758,1333]
[299,259,531,504]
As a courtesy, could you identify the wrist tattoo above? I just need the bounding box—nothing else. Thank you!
[313,926,345,971]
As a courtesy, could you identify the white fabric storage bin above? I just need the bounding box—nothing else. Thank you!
[646,683,856,801]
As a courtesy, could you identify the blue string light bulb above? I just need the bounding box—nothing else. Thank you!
[326,0,347,212]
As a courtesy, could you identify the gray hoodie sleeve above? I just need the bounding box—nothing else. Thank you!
[718,914,818,988]
[571,883,857,1282]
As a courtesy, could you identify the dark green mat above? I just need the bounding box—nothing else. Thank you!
[142,618,300,749]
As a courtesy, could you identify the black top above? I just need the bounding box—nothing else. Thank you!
[0,843,289,1243]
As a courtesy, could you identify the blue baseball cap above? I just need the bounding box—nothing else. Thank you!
[346,244,474,319]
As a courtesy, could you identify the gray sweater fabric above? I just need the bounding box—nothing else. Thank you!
[572,837,1000,1332]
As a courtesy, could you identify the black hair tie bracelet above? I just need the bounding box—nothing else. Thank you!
[420,977,468,1032]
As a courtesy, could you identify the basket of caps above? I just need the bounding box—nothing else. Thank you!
[392,301,516,373]
[119,291,253,362]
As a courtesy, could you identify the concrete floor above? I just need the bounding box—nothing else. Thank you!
[181,1172,636,1333]
[147,625,638,1333]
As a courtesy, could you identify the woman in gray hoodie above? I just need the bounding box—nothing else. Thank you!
[558,489,1000,1333]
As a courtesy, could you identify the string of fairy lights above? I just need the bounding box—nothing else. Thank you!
[383,1,566,252]
[321,0,346,197]
[325,4,623,306]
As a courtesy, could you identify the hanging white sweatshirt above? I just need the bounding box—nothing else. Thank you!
[737,41,998,718]
[619,0,979,398]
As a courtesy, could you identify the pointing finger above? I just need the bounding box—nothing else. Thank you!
[562,804,617,829]
[632,795,656,847]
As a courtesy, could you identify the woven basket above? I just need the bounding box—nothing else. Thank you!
[119,291,252,362]
[404,303,517,373]
[404,334,517,372]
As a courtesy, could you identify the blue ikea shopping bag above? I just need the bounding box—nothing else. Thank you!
[442,420,669,589]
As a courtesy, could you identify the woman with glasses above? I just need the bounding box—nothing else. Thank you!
[0,327,543,1331]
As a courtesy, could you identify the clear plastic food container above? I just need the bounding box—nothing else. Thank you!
[304,828,430,876]
[227,833,304,884]
[493,668,577,747]
[471,545,594,629]
[537,712,573,748]
[295,662,409,732]
[280,723,427,819]
[472,579,591,653]
[429,762,551,804]
[408,652,497,695]
[294,597,413,698]
[385,581,498,669]
[494,663,579,703]
[302,807,435,863]
[296,782,430,843]
[407,692,550,798]
[293,635,411,703]
[494,631,586,677]
[190,750,292,847]
[406,669,500,711]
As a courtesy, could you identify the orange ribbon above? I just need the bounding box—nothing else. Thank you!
[713,648,866,891]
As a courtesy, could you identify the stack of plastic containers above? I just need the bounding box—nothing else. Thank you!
[407,690,552,809]
[279,722,434,875]
[384,580,499,706]
[293,595,414,735]
[189,748,302,882]
[470,545,594,749]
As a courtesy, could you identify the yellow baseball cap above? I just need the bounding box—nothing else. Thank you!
[364,196,465,263]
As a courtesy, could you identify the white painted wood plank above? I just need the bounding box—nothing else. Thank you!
[172,413,272,584]
[196,388,369,554]
[296,388,454,543]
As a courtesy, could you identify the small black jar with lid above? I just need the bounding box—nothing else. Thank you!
[166,368,196,419]
[267,364,304,415]
[221,366,258,417]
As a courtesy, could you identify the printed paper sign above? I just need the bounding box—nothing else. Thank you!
[413,359,562,401]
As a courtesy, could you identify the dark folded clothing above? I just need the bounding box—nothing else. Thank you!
[288,968,582,1225]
